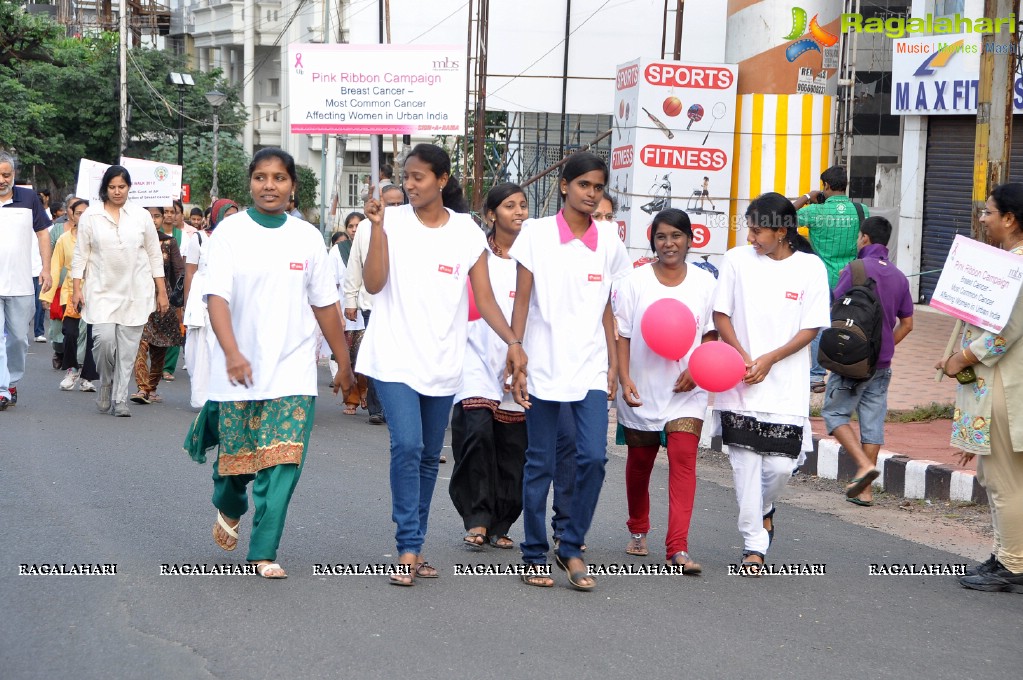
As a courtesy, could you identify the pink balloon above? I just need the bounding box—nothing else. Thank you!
[640,299,697,361]
[467,282,482,322]
[688,341,747,392]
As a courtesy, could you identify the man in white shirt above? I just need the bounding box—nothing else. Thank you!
[343,183,404,423]
[0,152,53,410]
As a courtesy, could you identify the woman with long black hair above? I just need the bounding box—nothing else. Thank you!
[712,192,830,576]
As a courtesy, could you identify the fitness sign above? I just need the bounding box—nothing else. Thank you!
[609,59,737,259]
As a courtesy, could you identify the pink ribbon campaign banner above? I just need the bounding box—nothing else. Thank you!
[929,234,1023,333]
[286,43,466,135]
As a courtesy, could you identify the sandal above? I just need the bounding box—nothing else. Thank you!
[555,552,596,591]
[669,551,702,575]
[129,391,150,404]
[740,551,765,578]
[389,554,417,586]
[162,371,175,382]
[763,508,776,546]
[463,531,487,548]
[148,392,163,403]
[251,561,287,579]
[553,537,587,553]
[626,532,648,556]
[360,397,368,410]
[342,405,357,415]
[521,566,554,588]
[212,512,239,551]
[414,561,439,579]
[810,381,826,393]
[845,469,880,498]
[490,535,515,549]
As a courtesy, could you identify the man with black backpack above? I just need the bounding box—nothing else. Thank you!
[820,216,914,506]
[794,166,867,393]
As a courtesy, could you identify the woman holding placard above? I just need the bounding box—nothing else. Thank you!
[712,193,830,577]
[940,182,1023,593]
[614,209,716,572]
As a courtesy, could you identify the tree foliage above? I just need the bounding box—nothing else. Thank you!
[1,1,245,191]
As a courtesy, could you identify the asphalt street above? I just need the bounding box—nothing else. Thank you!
[2,345,1021,680]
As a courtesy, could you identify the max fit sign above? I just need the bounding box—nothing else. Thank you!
[891,34,1023,115]
[609,59,738,258]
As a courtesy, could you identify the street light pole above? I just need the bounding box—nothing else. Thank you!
[166,72,195,167]
[205,89,228,201]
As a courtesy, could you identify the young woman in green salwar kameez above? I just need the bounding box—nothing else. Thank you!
[204,148,356,579]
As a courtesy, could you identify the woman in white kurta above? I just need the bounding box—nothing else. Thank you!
[359,144,525,586]
[712,192,830,576]
[448,183,528,551]
[614,209,716,572]
[201,148,355,579]
[70,165,168,417]
[326,239,367,414]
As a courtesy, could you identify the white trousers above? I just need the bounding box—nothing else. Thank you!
[184,326,211,409]
[92,323,144,406]
[727,446,797,555]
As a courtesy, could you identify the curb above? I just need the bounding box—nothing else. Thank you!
[700,429,988,505]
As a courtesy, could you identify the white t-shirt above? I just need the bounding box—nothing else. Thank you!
[204,210,339,401]
[712,245,830,418]
[614,263,717,429]
[342,219,375,312]
[456,248,519,405]
[509,214,632,401]
[356,205,487,396]
[328,244,365,332]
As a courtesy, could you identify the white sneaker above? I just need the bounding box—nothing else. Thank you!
[59,368,80,391]
[79,379,96,392]
[34,335,47,343]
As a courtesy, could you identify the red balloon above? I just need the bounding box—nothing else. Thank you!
[640,299,697,361]
[688,341,747,392]
[467,282,482,321]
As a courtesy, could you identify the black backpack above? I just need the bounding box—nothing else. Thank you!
[818,259,883,380]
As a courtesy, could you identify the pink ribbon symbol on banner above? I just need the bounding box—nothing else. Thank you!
[294,53,303,69]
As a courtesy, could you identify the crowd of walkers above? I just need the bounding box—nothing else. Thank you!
[5,145,1022,595]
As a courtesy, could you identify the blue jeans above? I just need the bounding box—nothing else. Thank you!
[551,403,577,540]
[361,310,384,418]
[521,391,608,563]
[1,295,35,398]
[32,277,46,338]
[821,367,893,445]
[810,329,826,383]
[373,379,454,555]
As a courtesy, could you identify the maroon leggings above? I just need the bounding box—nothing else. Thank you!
[625,431,698,560]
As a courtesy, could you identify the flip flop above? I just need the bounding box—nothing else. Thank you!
[845,469,880,498]
[389,561,415,587]
[740,551,765,578]
[521,567,554,588]
[669,551,703,575]
[846,497,875,507]
[213,512,238,551]
[555,552,596,591]
[463,532,487,548]
[626,533,648,556]
[252,562,287,579]
[342,405,357,415]
[490,535,515,549]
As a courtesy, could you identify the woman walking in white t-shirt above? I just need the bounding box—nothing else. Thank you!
[510,152,632,590]
[200,148,356,579]
[614,209,717,573]
[712,192,830,576]
[448,183,529,552]
[70,165,169,417]
[359,144,526,586]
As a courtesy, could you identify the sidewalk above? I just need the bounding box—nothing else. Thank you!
[706,306,989,505]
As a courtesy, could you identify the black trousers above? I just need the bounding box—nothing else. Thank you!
[448,403,527,537]
[61,316,99,381]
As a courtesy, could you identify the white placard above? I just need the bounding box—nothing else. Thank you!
[287,43,466,135]
[929,235,1023,333]
[609,59,738,259]
[75,158,182,207]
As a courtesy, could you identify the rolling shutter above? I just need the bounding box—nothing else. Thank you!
[921,116,1023,302]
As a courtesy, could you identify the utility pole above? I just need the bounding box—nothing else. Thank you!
[320,0,331,233]
[971,0,1018,241]
[119,1,129,154]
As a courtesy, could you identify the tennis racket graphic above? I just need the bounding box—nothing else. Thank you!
[701,102,727,145]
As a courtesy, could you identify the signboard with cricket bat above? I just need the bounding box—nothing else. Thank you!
[609,59,738,260]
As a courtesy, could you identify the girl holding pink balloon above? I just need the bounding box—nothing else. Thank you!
[711,193,830,577]
[614,209,717,573]
[448,183,529,552]
[509,152,632,590]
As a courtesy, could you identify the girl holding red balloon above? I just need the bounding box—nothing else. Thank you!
[448,183,529,552]
[509,152,632,590]
[614,209,717,573]
[711,193,830,577]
